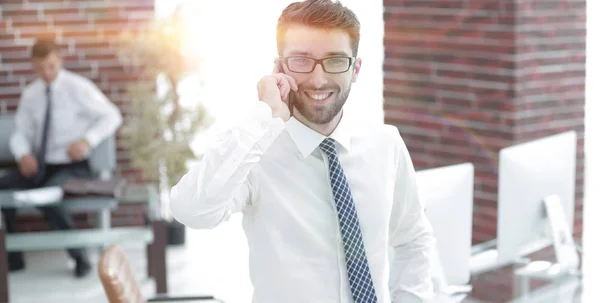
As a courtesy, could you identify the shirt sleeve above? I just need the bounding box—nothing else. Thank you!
[388,127,436,303]
[75,78,123,148]
[169,101,286,229]
[9,91,36,161]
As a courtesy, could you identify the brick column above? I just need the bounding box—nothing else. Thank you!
[0,0,155,229]
[383,1,585,301]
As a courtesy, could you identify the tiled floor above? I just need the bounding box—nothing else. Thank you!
[5,211,599,303]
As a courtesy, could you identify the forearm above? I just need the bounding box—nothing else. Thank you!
[169,102,285,229]
[84,105,123,148]
[9,132,32,162]
[387,126,436,302]
[389,224,435,302]
[10,97,35,162]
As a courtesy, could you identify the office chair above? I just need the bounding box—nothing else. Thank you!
[98,244,223,303]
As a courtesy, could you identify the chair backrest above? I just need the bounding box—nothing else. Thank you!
[0,115,16,165]
[98,244,146,303]
[88,134,116,179]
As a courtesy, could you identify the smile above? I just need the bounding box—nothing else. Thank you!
[304,91,334,104]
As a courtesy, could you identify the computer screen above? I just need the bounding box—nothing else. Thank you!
[416,162,474,286]
[496,130,577,264]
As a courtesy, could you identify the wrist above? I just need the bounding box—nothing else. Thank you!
[20,153,33,160]
[269,103,290,121]
[80,138,90,148]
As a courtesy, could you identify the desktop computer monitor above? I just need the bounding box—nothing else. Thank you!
[496,130,577,265]
[416,162,474,286]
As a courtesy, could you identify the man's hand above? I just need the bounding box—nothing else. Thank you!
[67,139,90,161]
[257,63,298,121]
[18,154,38,177]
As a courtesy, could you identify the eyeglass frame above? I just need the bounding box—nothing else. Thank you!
[278,56,356,74]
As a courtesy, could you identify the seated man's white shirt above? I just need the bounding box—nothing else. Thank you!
[9,69,123,164]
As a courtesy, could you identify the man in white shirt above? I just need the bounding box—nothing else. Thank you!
[0,39,123,277]
[170,0,435,302]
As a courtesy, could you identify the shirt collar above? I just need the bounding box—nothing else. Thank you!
[47,69,65,91]
[285,111,352,159]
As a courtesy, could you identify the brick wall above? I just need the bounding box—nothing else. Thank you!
[0,0,155,229]
[383,0,585,302]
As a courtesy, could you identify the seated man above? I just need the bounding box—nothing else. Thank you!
[0,39,123,277]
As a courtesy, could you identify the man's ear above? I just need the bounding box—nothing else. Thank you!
[351,57,362,83]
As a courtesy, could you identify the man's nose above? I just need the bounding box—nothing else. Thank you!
[309,64,328,88]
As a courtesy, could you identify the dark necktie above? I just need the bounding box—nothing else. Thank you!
[319,138,379,303]
[34,85,52,185]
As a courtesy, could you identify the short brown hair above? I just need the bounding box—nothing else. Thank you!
[31,39,60,59]
[276,0,360,56]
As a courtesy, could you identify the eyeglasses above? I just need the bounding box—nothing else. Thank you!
[280,56,355,74]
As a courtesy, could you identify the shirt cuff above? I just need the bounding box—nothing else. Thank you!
[253,102,286,152]
[12,148,30,162]
[10,135,32,162]
[84,131,102,149]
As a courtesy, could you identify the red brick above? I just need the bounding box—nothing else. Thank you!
[83,6,122,16]
[2,8,38,18]
[99,29,128,38]
[60,30,100,39]
[9,19,48,28]
[122,5,154,14]
[0,0,28,3]
[0,20,10,31]
[17,31,60,40]
[0,45,29,53]
[72,40,113,50]
[41,8,82,16]
[0,81,21,88]
[0,92,21,100]
[389,0,464,9]
[50,19,92,27]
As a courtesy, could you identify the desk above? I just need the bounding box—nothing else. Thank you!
[0,183,167,303]
[509,275,581,303]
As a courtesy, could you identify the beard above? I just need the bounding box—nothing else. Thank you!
[290,83,351,125]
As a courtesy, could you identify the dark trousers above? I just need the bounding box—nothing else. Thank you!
[0,160,92,266]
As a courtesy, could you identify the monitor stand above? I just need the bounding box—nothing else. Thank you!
[512,195,582,300]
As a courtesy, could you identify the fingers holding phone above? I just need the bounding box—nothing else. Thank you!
[276,74,296,102]
[272,59,297,100]
[257,61,298,121]
[274,60,296,116]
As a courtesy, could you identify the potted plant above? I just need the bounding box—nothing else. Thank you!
[117,8,212,245]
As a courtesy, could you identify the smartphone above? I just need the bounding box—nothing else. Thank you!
[276,59,294,115]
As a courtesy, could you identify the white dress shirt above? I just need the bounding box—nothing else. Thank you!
[170,102,435,303]
[9,69,123,164]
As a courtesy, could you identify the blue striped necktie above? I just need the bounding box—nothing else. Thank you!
[34,85,52,185]
[319,138,379,303]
